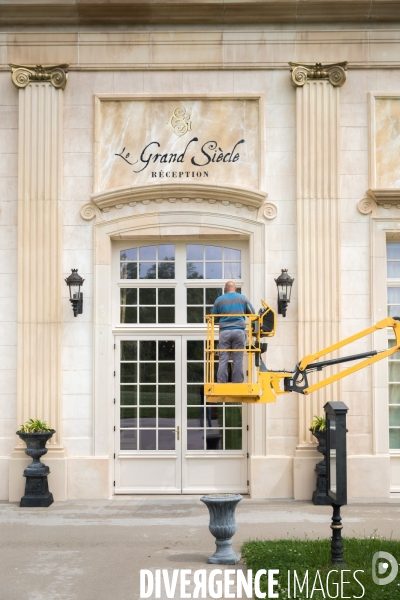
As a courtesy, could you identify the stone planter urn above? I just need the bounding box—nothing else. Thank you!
[200,493,242,564]
[311,429,331,506]
[16,430,55,507]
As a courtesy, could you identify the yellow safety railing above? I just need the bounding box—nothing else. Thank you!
[205,313,261,387]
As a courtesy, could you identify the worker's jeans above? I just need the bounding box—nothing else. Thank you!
[217,328,245,383]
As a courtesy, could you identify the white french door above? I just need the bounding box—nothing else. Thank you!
[114,335,248,494]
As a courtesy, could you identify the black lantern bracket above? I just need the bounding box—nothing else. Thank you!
[65,269,84,317]
[274,269,294,317]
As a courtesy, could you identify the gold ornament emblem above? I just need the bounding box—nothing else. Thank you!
[168,106,192,137]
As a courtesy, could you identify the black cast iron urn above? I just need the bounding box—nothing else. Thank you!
[17,430,55,507]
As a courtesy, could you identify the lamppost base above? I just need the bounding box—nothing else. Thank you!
[330,503,346,567]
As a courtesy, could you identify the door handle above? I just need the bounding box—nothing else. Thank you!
[172,426,180,440]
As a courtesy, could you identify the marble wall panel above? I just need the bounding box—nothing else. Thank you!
[375,97,400,188]
[97,97,260,190]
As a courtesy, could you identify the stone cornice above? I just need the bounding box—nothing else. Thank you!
[10,64,68,89]
[2,32,400,71]
[89,183,268,212]
[289,62,347,87]
[367,188,400,206]
[2,2,400,25]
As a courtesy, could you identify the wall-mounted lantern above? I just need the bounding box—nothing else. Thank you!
[65,269,84,317]
[274,269,294,317]
[324,400,349,566]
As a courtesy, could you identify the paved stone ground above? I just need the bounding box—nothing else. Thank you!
[0,497,399,600]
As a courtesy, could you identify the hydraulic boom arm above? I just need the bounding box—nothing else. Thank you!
[283,316,400,396]
[204,301,400,404]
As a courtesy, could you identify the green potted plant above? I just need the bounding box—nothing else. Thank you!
[309,414,326,434]
[309,415,330,506]
[17,419,55,507]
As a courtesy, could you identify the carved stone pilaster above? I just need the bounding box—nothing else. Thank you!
[13,71,67,456]
[293,65,347,495]
[289,62,347,88]
[10,64,68,90]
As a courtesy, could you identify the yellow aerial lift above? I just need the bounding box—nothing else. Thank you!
[204,301,400,403]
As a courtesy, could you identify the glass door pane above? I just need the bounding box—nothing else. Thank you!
[185,338,243,451]
[182,336,248,493]
[115,336,182,493]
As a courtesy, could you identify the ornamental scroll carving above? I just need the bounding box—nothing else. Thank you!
[289,62,347,88]
[10,64,68,90]
[357,197,379,217]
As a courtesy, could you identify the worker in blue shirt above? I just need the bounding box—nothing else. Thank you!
[212,281,254,383]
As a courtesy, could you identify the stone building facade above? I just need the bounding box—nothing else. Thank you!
[1,1,400,500]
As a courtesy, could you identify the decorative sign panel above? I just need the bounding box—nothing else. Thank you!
[95,96,261,192]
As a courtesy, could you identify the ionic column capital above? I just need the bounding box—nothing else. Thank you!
[10,63,68,90]
[289,61,347,88]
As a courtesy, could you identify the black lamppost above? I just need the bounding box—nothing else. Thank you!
[65,269,84,317]
[274,269,294,317]
[324,401,349,566]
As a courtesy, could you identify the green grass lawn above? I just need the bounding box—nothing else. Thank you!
[241,537,400,599]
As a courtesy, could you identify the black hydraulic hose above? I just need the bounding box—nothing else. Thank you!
[305,350,379,372]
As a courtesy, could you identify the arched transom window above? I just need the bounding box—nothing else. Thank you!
[117,242,245,326]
